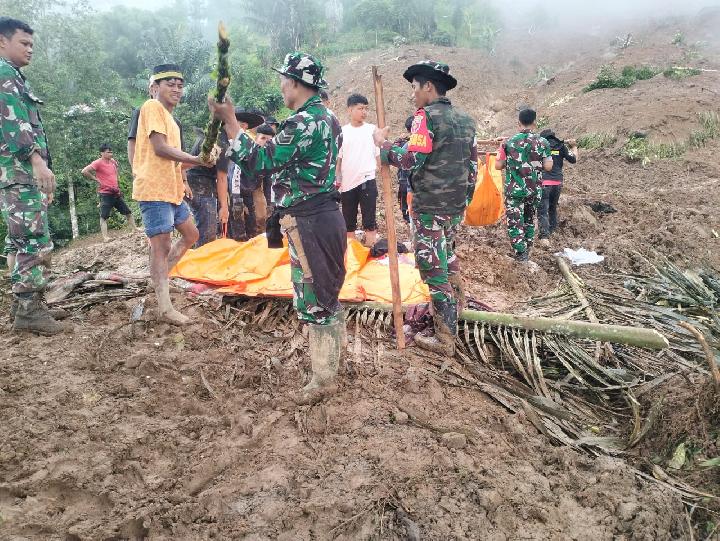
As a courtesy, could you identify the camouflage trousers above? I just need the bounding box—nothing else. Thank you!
[505,191,542,255]
[0,184,53,294]
[412,213,462,303]
[284,219,341,326]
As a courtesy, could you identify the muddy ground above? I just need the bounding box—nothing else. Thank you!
[2,10,720,541]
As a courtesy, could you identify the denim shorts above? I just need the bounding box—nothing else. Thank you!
[138,200,191,238]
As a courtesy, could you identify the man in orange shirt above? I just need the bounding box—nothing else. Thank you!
[132,64,212,325]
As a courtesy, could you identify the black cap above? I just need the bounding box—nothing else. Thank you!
[234,107,264,129]
[151,63,183,83]
[256,123,275,136]
[403,60,457,90]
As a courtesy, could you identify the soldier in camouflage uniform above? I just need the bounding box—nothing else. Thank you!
[374,61,478,355]
[495,108,552,262]
[0,17,64,335]
[210,52,346,396]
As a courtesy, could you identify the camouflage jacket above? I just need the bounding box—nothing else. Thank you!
[502,130,550,199]
[228,95,342,209]
[0,57,49,189]
[381,98,477,216]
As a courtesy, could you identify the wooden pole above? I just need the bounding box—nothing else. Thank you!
[372,65,405,350]
[67,177,79,239]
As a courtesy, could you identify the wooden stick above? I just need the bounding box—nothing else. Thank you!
[556,256,615,360]
[372,66,405,350]
[679,322,720,392]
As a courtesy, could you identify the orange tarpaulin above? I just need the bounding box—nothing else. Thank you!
[465,153,504,227]
[171,237,430,304]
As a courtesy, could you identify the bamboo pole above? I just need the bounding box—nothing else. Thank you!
[350,301,669,350]
[371,66,405,350]
[201,22,231,162]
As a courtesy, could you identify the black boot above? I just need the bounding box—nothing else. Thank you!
[415,300,458,355]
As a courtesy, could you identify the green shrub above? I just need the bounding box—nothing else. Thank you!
[430,30,454,46]
[577,133,617,149]
[688,112,720,148]
[672,32,685,46]
[663,67,702,80]
[584,66,633,91]
[622,65,660,81]
[622,136,684,165]
[584,65,660,92]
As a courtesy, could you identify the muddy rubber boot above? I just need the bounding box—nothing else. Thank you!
[448,274,466,313]
[414,300,457,356]
[302,319,343,394]
[13,293,66,336]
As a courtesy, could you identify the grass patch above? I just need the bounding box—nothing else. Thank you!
[577,133,617,149]
[688,111,720,148]
[584,65,661,92]
[623,137,684,165]
[663,66,702,80]
[622,112,720,165]
[536,116,550,129]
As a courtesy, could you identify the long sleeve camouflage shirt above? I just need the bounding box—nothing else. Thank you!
[0,57,49,189]
[381,98,478,216]
[227,95,342,209]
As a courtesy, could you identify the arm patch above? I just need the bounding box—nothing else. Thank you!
[275,120,297,145]
[407,109,433,153]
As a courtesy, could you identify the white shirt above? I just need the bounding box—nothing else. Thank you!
[339,122,380,193]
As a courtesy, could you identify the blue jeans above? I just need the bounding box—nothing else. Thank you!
[187,195,218,248]
[138,201,191,238]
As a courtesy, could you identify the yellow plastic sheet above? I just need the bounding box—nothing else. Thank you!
[171,237,430,304]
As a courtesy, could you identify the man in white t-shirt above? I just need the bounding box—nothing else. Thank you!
[337,93,380,247]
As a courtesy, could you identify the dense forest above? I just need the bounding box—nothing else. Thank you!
[2,0,504,245]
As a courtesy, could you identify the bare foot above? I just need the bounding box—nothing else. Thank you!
[158,308,191,326]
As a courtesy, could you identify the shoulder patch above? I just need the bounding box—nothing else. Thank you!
[275,120,298,145]
[407,109,432,153]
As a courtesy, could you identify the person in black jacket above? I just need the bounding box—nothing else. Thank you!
[538,129,578,246]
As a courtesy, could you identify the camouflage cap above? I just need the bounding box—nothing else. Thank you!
[273,52,328,89]
[403,60,457,90]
